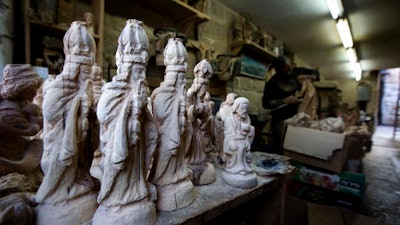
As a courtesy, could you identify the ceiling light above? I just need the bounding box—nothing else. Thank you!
[336,18,353,48]
[346,47,358,62]
[352,62,362,81]
[326,0,344,19]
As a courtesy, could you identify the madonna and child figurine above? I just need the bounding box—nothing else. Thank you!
[221,97,258,189]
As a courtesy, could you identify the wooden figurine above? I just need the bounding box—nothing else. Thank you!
[221,97,257,189]
[93,19,158,225]
[91,63,104,168]
[297,75,318,120]
[203,94,216,163]
[186,59,216,185]
[35,21,99,225]
[0,64,43,225]
[84,12,95,36]
[149,38,196,211]
[0,64,43,180]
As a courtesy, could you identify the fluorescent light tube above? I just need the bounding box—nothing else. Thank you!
[327,0,344,19]
[352,62,362,81]
[336,18,353,48]
[346,47,358,62]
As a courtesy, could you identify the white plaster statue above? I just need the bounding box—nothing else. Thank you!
[0,64,43,224]
[149,38,195,211]
[221,97,257,189]
[93,19,158,225]
[186,59,216,185]
[35,21,99,225]
[215,92,238,165]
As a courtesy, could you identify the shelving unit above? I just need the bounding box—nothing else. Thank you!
[23,0,104,69]
[229,40,277,60]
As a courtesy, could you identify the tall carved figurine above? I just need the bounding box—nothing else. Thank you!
[35,21,99,225]
[186,59,216,185]
[149,38,195,211]
[221,97,257,189]
[93,19,158,225]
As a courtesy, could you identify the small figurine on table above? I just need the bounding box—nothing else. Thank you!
[221,97,257,189]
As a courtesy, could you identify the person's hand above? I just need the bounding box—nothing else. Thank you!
[282,95,299,104]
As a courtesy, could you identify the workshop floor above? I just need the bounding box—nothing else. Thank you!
[361,125,400,225]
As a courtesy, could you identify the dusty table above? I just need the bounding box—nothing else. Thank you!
[155,167,292,225]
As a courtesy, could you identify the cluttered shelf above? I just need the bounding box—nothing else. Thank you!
[133,0,210,25]
[229,40,277,60]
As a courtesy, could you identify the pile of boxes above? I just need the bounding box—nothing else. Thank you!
[283,125,370,209]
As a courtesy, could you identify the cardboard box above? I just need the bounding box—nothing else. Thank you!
[283,125,347,173]
[285,196,378,225]
[290,163,365,197]
[283,125,346,160]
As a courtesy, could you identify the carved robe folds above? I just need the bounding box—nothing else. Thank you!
[149,38,196,211]
[35,21,99,225]
[93,19,157,225]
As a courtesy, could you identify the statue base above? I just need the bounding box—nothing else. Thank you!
[221,170,258,189]
[93,200,157,225]
[156,178,196,211]
[35,192,98,225]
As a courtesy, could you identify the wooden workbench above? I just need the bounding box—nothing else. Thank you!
[155,167,292,225]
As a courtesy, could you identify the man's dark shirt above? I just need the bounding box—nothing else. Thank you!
[262,72,301,121]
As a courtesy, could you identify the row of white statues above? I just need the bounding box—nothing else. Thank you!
[0,19,257,225]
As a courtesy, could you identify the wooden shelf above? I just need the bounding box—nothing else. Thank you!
[229,40,277,60]
[134,0,210,25]
[24,0,104,68]
[29,20,101,40]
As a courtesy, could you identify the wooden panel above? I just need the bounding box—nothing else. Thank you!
[308,203,345,225]
[341,208,378,225]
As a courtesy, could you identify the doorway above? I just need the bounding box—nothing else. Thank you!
[378,68,400,126]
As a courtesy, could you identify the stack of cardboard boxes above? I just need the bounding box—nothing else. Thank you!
[283,125,368,209]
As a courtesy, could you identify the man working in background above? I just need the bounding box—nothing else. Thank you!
[262,55,302,153]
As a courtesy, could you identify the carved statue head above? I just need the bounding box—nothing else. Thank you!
[63,21,96,59]
[194,59,213,80]
[226,92,238,106]
[163,38,188,72]
[116,19,149,66]
[232,97,249,119]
